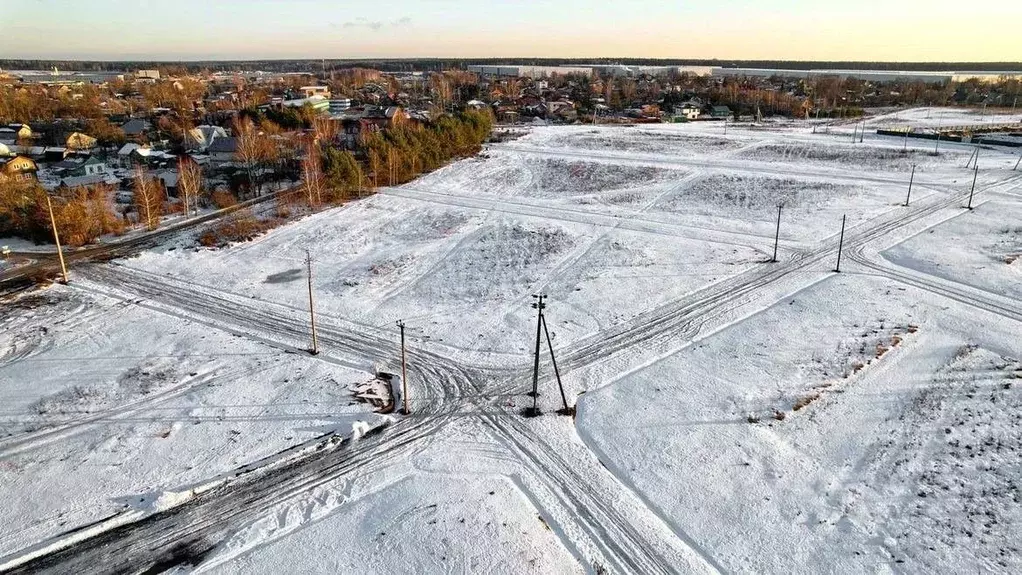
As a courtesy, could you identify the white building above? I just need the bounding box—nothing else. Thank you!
[135,69,161,82]
[467,65,594,78]
[329,98,352,114]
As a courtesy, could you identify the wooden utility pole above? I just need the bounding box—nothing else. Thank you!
[835,215,846,273]
[770,205,782,263]
[45,195,69,284]
[305,250,319,355]
[859,119,865,143]
[397,320,409,415]
[527,294,546,417]
[905,165,916,206]
[967,164,978,210]
[541,313,569,414]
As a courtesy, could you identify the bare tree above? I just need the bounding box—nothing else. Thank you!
[133,166,164,231]
[178,157,204,216]
[232,116,267,197]
[301,139,324,206]
[431,74,452,112]
[311,116,338,144]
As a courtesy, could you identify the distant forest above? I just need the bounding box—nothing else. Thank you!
[3,58,1022,74]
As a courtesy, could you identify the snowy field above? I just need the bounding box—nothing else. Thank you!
[0,287,386,559]
[865,106,1022,130]
[2,108,1022,573]
[885,199,1022,302]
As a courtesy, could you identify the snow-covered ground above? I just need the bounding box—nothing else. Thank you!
[0,286,386,559]
[885,199,1022,301]
[576,273,1022,572]
[2,108,1021,573]
[865,106,1022,130]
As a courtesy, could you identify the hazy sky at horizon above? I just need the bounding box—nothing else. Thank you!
[2,0,1020,62]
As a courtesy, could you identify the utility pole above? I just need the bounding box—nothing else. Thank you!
[541,313,570,414]
[851,122,857,144]
[397,320,409,415]
[903,127,909,152]
[967,164,978,210]
[305,250,319,355]
[770,205,782,263]
[45,195,69,284]
[1015,153,1021,171]
[965,146,979,169]
[859,119,865,143]
[526,294,546,417]
[835,215,847,273]
[905,164,916,206]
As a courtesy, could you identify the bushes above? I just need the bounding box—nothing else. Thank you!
[198,209,276,247]
[211,190,238,209]
[0,179,124,246]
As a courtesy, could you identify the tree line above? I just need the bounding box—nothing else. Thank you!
[1,108,494,248]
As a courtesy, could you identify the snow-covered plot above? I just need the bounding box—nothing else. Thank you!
[3,109,1022,572]
[866,107,1022,130]
[649,172,914,244]
[0,286,381,558]
[738,142,940,172]
[544,126,748,156]
[209,467,581,574]
[885,199,1022,301]
[576,274,1022,573]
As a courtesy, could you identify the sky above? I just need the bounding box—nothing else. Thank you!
[2,0,1021,62]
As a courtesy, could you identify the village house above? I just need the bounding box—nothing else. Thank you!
[66,132,98,151]
[58,173,118,190]
[208,137,239,167]
[155,169,179,197]
[706,105,732,119]
[117,143,144,167]
[64,156,110,177]
[677,101,702,120]
[184,125,227,152]
[0,124,33,144]
[0,155,39,181]
[121,119,152,141]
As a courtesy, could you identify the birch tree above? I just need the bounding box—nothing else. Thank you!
[178,157,204,216]
[133,166,163,231]
[301,139,324,206]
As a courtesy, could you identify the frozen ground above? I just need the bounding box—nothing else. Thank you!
[576,273,1022,573]
[885,199,1022,302]
[866,107,1022,130]
[0,286,384,559]
[2,108,1021,573]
